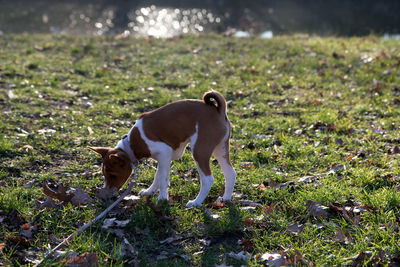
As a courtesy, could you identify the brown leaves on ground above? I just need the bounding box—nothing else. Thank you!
[306,200,328,220]
[344,250,396,266]
[42,183,93,206]
[328,202,377,225]
[63,252,99,267]
[333,229,353,245]
[257,249,313,266]
[286,223,305,236]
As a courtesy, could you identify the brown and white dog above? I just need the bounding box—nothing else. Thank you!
[89,91,236,207]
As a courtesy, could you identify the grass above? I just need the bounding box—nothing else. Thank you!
[1,33,400,266]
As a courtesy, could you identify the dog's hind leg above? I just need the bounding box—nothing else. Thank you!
[213,137,236,203]
[186,128,215,208]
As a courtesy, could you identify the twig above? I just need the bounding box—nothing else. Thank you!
[35,166,138,267]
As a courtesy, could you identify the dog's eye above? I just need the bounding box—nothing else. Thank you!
[109,174,116,179]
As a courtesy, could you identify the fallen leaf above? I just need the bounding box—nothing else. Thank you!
[285,250,310,266]
[38,128,57,135]
[210,201,225,208]
[107,228,125,238]
[204,208,219,220]
[102,218,130,230]
[20,223,39,239]
[264,204,275,214]
[156,251,190,261]
[6,236,30,246]
[159,233,187,244]
[240,162,254,169]
[37,197,59,209]
[43,183,72,202]
[235,200,262,208]
[215,263,233,267]
[310,99,321,105]
[117,238,137,259]
[327,164,346,174]
[239,238,255,250]
[286,223,305,236]
[344,251,372,266]
[306,200,328,219]
[22,144,34,151]
[96,187,119,200]
[87,126,94,135]
[244,218,255,226]
[70,187,93,206]
[64,252,99,267]
[8,90,17,99]
[298,176,316,183]
[227,250,251,261]
[333,229,353,244]
[328,204,363,225]
[260,252,285,266]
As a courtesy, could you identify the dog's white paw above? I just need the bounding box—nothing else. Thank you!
[186,200,202,208]
[216,196,231,203]
[157,194,168,201]
[139,188,155,196]
[216,196,224,203]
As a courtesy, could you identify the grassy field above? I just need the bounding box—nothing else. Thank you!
[1,34,400,266]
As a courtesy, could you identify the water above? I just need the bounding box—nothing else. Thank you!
[0,0,399,37]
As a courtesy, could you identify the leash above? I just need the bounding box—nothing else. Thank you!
[35,165,139,267]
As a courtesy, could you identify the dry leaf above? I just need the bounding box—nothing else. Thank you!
[102,218,130,230]
[6,236,30,246]
[87,126,94,135]
[344,251,372,266]
[20,223,39,239]
[159,234,186,244]
[43,183,72,202]
[210,201,225,208]
[298,176,316,183]
[333,229,347,244]
[240,162,254,169]
[227,250,251,261]
[70,187,93,206]
[64,252,99,267]
[264,204,275,214]
[37,197,58,209]
[244,218,255,226]
[96,187,119,200]
[260,252,285,266]
[236,200,262,208]
[286,223,305,236]
[239,238,255,250]
[117,238,137,259]
[306,200,328,219]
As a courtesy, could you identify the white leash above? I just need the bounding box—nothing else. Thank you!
[35,165,139,266]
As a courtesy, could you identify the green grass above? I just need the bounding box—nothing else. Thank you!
[1,34,400,266]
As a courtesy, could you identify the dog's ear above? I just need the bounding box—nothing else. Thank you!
[88,147,110,158]
[109,152,128,167]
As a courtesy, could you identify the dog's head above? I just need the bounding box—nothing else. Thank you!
[89,147,132,189]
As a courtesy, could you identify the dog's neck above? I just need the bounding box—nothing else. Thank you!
[115,132,137,167]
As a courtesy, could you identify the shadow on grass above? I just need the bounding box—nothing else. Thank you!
[200,203,246,265]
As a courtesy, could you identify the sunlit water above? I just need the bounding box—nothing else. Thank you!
[0,1,399,38]
[126,6,221,37]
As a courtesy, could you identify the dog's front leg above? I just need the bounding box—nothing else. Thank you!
[140,150,171,201]
[155,157,171,201]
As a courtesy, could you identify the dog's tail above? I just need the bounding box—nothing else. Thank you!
[203,91,227,115]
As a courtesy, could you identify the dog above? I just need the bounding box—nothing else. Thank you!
[89,91,236,207]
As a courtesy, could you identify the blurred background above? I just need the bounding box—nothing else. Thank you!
[0,0,399,38]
